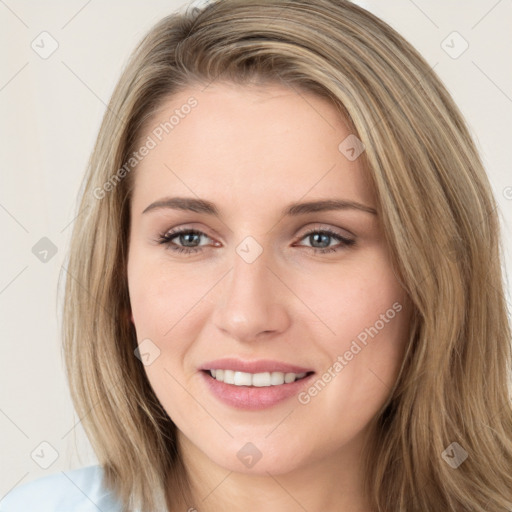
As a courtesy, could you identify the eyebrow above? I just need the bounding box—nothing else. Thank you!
[142,196,377,217]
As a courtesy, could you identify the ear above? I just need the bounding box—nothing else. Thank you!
[130,311,135,324]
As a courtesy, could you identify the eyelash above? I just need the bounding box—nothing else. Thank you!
[156,227,356,255]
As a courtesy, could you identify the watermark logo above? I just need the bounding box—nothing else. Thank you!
[31,31,59,59]
[441,31,469,59]
[134,338,161,366]
[442,442,468,468]
[32,237,58,263]
[338,134,365,161]
[31,441,59,469]
[236,236,263,264]
[237,442,263,468]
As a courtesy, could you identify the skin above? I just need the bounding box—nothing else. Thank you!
[127,81,412,512]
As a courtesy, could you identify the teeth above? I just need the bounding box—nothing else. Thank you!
[209,370,307,387]
[234,371,252,386]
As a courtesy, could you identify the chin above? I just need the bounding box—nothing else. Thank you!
[202,435,313,475]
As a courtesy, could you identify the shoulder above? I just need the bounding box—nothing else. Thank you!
[0,465,123,512]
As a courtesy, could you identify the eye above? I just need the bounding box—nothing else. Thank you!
[295,228,356,254]
[156,227,355,255]
[157,228,215,254]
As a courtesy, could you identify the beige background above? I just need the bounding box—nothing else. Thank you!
[1,0,511,496]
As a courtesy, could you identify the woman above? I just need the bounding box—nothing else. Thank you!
[2,0,511,510]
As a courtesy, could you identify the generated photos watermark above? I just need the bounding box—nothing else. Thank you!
[298,301,403,405]
[93,96,198,200]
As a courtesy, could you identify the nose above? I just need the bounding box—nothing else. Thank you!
[211,246,291,343]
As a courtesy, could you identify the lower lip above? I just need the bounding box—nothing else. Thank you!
[200,371,315,410]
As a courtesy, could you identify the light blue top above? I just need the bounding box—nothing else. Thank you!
[0,465,124,512]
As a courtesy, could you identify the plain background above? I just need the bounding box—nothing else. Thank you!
[1,0,511,497]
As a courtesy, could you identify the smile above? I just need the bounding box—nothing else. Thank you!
[199,359,316,410]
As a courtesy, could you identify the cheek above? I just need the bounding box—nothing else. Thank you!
[128,254,205,337]
[127,256,201,413]
[294,253,407,352]
[298,253,409,404]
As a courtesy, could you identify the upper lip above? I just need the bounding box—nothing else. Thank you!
[200,358,314,374]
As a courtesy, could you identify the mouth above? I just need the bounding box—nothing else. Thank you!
[199,358,316,410]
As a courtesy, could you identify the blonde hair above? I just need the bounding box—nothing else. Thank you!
[61,0,512,510]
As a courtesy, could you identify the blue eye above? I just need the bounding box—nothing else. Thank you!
[157,228,355,255]
[157,229,210,254]
[299,228,356,253]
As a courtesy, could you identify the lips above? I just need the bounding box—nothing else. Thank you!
[199,358,316,410]
[200,358,313,374]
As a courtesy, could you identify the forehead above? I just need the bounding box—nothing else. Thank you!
[130,82,375,214]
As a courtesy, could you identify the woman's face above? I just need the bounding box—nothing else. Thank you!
[127,82,411,476]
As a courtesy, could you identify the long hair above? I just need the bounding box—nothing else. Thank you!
[60,0,512,510]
